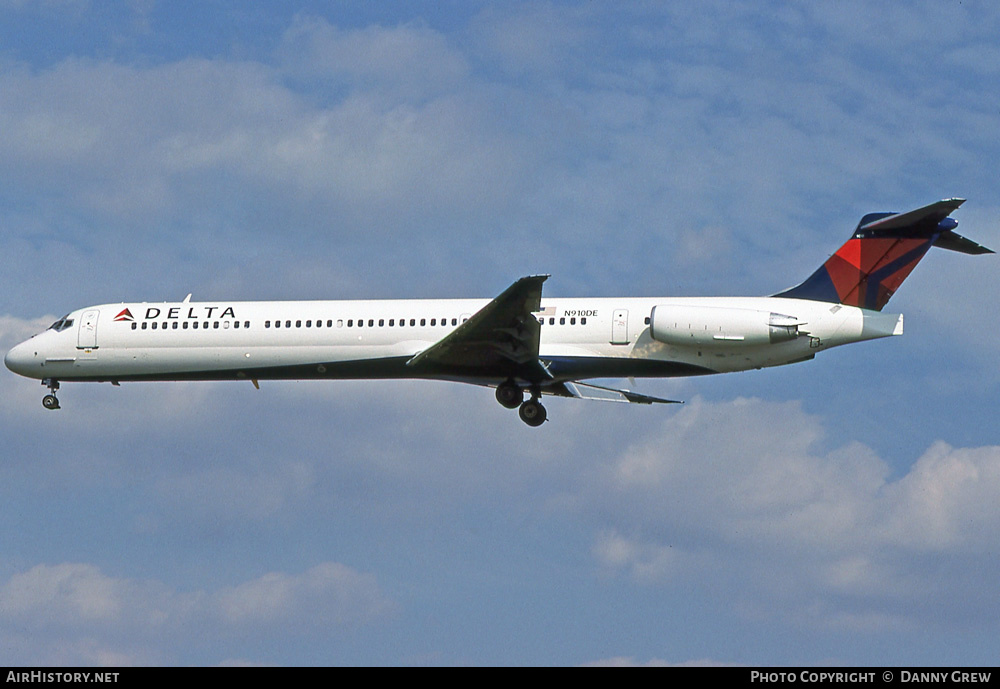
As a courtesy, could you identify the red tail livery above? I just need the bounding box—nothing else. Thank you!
[777,198,992,311]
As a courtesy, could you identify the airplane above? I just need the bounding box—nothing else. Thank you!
[4,198,992,426]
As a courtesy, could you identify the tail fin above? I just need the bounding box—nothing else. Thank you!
[776,198,993,311]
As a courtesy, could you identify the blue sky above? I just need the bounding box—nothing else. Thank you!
[1,1,999,666]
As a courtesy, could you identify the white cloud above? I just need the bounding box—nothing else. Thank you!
[0,561,393,665]
[469,3,594,79]
[214,563,394,627]
[0,314,53,343]
[879,442,1000,552]
[0,563,185,630]
[278,16,470,100]
[0,49,528,247]
[586,397,1000,628]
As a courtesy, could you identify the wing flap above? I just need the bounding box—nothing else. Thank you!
[553,381,683,405]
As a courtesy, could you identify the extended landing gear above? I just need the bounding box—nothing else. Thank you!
[41,379,61,410]
[518,397,547,427]
[496,379,547,426]
[495,379,524,409]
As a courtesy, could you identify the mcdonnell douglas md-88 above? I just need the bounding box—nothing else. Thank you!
[4,199,993,426]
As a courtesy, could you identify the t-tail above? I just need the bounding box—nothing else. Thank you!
[776,198,993,311]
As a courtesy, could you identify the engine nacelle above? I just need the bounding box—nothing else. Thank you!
[649,304,801,347]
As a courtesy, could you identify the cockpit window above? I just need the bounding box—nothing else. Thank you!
[48,315,75,332]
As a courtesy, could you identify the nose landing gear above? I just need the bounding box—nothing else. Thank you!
[41,379,61,410]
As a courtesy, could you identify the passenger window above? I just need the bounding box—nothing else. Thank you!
[431,318,436,326]
[368,319,374,327]
[296,320,302,328]
[214,322,220,329]
[379,319,384,327]
[337,320,343,328]
[420,319,426,326]
[183,322,189,329]
[306,320,312,327]
[142,322,148,330]
[285,320,291,328]
[410,319,416,326]
[131,323,137,330]
[581,317,587,325]
[173,322,179,329]
[559,318,565,325]
[570,317,576,325]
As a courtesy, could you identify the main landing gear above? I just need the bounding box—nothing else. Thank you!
[517,397,546,427]
[496,379,547,427]
[41,379,61,410]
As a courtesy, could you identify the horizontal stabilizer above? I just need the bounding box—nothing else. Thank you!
[856,198,966,234]
[933,231,994,255]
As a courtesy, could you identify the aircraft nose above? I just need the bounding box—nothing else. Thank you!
[4,340,38,377]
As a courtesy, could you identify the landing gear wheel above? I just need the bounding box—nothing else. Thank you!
[518,399,547,427]
[41,379,61,410]
[496,380,524,409]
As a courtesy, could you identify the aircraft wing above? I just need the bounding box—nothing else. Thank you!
[406,275,549,375]
[548,381,683,405]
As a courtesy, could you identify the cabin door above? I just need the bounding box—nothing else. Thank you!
[611,309,629,345]
[77,309,100,349]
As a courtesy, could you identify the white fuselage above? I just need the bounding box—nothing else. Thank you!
[4,295,903,385]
